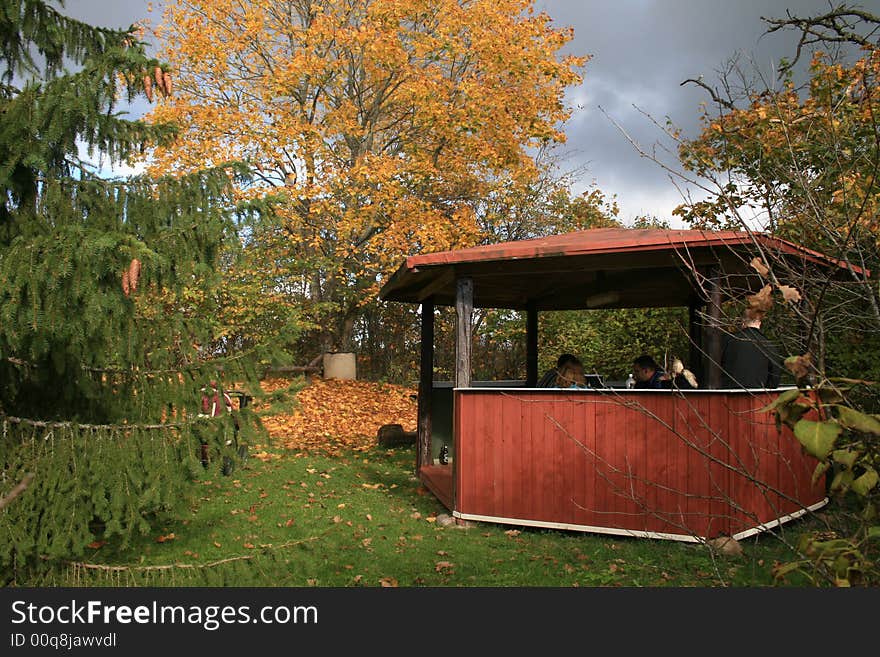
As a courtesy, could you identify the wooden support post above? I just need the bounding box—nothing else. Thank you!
[688,298,704,384]
[455,278,473,389]
[526,303,538,387]
[706,270,723,389]
[417,298,434,472]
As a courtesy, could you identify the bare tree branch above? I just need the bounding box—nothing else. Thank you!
[0,473,35,510]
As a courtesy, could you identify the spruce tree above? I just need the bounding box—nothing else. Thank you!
[0,0,264,579]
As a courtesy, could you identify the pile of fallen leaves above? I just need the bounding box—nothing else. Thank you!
[256,377,417,455]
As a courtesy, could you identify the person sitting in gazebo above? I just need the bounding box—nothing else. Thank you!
[537,353,581,388]
[556,360,587,389]
[632,354,668,389]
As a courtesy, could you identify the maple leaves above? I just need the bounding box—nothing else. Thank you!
[146,0,587,348]
[258,377,417,454]
[743,258,802,319]
[679,48,880,246]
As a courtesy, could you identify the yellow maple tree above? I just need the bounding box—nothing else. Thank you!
[146,0,587,349]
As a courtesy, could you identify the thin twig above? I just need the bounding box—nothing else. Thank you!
[0,473,35,510]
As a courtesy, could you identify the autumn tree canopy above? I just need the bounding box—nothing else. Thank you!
[148,0,588,351]
[672,7,880,386]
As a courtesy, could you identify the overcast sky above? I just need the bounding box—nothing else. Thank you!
[61,0,878,224]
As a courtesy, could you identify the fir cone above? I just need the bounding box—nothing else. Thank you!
[143,75,153,102]
[128,258,141,293]
[122,269,131,297]
[154,66,164,94]
[163,71,173,97]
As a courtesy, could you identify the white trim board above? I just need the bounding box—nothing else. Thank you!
[453,498,829,543]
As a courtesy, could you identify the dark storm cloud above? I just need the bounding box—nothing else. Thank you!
[538,0,864,222]
[60,0,877,221]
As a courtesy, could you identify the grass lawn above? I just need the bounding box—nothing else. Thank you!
[38,443,821,588]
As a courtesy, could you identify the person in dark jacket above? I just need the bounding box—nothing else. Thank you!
[632,354,668,389]
[537,353,581,388]
[720,309,782,389]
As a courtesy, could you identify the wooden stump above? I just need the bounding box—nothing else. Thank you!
[377,423,417,447]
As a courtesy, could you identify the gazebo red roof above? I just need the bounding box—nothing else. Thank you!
[379,228,865,310]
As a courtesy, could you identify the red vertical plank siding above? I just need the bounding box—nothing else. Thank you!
[706,395,731,537]
[550,398,565,523]
[478,392,492,516]
[700,394,721,537]
[571,396,589,526]
[450,389,822,539]
[487,393,501,516]
[560,397,577,523]
[644,395,672,533]
[674,395,699,537]
[666,396,689,533]
[453,390,465,512]
[526,394,541,521]
[624,396,648,531]
[501,394,519,520]
[752,397,780,526]
[567,396,583,524]
[594,396,613,528]
[546,399,562,522]
[605,396,625,525]
[760,395,787,522]
[729,393,761,534]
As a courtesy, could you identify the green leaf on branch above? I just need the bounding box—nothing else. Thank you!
[812,461,831,486]
[830,469,854,494]
[816,385,846,405]
[833,406,880,436]
[760,388,801,412]
[851,468,879,497]
[779,402,812,427]
[772,561,803,580]
[794,419,842,460]
[867,526,880,540]
[831,449,859,470]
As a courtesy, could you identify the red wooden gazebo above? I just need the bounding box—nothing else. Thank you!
[379,228,862,541]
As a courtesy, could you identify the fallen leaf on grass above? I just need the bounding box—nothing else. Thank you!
[86,540,106,549]
[243,542,255,549]
[379,577,398,587]
[155,533,176,543]
[504,530,521,537]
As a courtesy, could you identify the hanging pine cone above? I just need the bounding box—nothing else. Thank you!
[163,71,173,97]
[154,66,164,93]
[128,258,141,293]
[143,75,153,102]
[122,269,131,297]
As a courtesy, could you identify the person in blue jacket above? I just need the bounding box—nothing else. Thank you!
[631,354,668,389]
